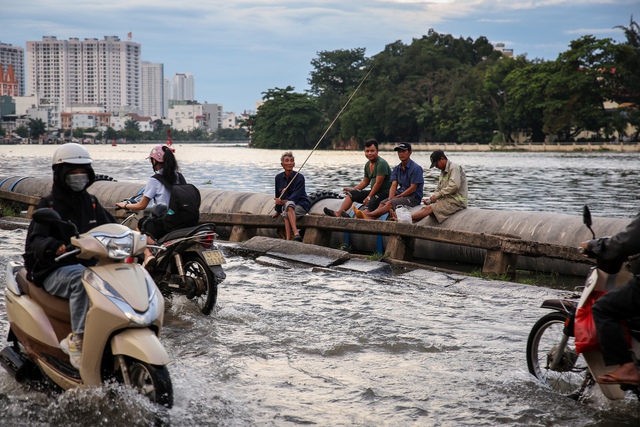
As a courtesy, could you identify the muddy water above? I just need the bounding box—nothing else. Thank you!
[1,144,638,218]
[0,145,639,425]
[1,230,639,426]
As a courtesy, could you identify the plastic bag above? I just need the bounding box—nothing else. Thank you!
[574,290,606,354]
[395,206,412,223]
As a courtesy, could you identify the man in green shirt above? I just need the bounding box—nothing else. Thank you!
[324,139,392,218]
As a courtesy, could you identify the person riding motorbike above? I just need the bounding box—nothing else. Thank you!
[115,144,189,269]
[23,143,116,369]
[580,210,640,385]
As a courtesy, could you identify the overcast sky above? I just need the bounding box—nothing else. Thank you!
[2,0,637,114]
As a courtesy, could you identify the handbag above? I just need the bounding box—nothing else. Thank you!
[574,290,606,354]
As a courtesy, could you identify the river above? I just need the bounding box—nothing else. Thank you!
[0,144,639,426]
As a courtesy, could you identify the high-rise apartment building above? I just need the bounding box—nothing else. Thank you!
[0,42,25,96]
[141,61,164,117]
[172,73,194,101]
[26,36,141,112]
[163,77,171,118]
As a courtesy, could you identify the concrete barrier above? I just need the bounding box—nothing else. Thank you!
[1,175,631,277]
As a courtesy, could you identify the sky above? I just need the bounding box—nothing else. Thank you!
[2,0,638,114]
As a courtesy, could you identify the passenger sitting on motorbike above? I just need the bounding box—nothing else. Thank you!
[115,144,182,270]
[23,143,116,369]
[580,211,640,385]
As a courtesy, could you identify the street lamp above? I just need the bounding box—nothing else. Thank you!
[27,127,31,144]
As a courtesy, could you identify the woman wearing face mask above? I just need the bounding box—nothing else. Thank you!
[24,143,116,369]
[115,144,182,269]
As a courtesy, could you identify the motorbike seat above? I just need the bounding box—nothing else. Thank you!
[156,224,215,244]
[16,268,71,323]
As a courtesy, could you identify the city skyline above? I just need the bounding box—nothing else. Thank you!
[2,1,638,113]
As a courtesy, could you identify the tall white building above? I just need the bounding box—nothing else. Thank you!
[141,61,164,117]
[26,36,141,113]
[172,73,194,101]
[0,41,25,96]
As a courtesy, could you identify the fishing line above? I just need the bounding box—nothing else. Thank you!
[276,66,375,199]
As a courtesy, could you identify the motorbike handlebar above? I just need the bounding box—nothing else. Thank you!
[55,248,81,262]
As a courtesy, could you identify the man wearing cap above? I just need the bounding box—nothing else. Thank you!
[354,142,424,220]
[412,150,467,223]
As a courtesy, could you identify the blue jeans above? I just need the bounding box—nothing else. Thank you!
[43,264,89,334]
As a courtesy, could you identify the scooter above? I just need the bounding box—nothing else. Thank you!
[526,206,640,402]
[119,196,225,315]
[0,208,173,407]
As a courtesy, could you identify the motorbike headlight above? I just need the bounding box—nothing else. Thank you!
[84,269,123,301]
[93,231,134,259]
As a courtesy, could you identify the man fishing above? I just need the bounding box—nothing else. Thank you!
[272,151,310,242]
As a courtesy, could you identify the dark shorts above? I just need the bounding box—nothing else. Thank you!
[138,216,167,240]
[380,196,420,209]
[347,189,389,211]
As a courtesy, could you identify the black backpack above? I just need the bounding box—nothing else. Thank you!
[152,173,201,231]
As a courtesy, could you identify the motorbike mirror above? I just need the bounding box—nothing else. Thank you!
[153,203,168,218]
[32,208,62,224]
[583,205,592,227]
[583,205,596,239]
[31,208,80,237]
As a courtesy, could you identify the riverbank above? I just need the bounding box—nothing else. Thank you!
[379,141,640,152]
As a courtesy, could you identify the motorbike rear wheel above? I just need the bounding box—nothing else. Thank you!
[183,254,218,315]
[126,358,173,408]
[527,312,590,399]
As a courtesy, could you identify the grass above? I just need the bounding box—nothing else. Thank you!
[365,252,389,261]
[469,269,560,287]
[0,202,22,217]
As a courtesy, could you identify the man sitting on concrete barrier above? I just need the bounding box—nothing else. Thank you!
[324,139,391,218]
[412,150,467,223]
[354,142,423,220]
[272,151,310,242]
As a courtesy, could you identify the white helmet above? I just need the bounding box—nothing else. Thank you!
[52,143,92,166]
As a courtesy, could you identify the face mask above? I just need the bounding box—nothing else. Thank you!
[66,173,89,192]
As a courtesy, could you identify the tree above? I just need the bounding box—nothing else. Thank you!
[105,127,118,141]
[216,128,248,141]
[544,36,619,140]
[308,48,368,116]
[252,86,323,149]
[612,15,640,108]
[122,119,142,141]
[27,118,47,139]
[502,59,558,142]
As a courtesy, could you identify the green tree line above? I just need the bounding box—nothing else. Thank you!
[251,17,640,149]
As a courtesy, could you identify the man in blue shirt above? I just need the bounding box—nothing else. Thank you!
[272,151,310,241]
[356,143,424,220]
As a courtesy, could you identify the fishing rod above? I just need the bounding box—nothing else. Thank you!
[276,66,375,200]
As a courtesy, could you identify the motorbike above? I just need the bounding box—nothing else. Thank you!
[526,206,640,402]
[0,208,173,407]
[118,195,226,315]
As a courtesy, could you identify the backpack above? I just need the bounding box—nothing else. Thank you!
[152,173,201,231]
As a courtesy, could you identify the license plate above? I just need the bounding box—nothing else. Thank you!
[202,250,226,266]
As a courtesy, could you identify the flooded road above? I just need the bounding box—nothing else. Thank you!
[1,145,639,425]
[1,229,639,426]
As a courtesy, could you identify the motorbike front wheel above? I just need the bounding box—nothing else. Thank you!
[526,312,590,399]
[184,255,218,315]
[126,358,173,408]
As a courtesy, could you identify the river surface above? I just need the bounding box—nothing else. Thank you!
[0,144,640,426]
[1,143,639,218]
